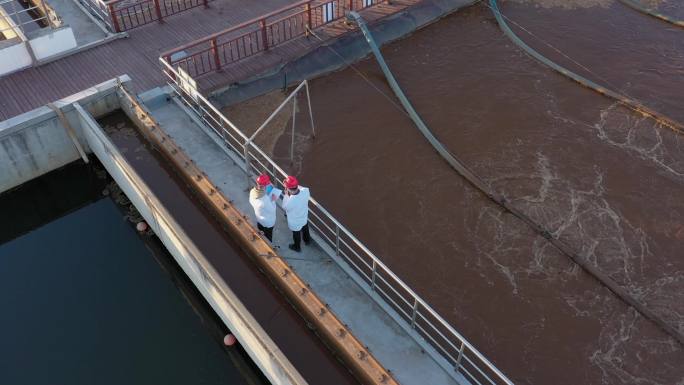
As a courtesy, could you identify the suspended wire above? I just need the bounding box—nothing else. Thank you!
[307,28,411,117]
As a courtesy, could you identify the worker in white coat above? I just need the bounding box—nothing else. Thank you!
[248,174,281,242]
[281,175,311,252]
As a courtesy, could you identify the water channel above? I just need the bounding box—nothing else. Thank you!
[0,161,268,385]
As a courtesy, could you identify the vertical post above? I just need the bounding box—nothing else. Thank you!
[108,3,121,32]
[305,2,312,32]
[203,0,208,8]
[305,81,316,139]
[154,0,164,23]
[260,19,268,50]
[349,0,353,12]
[371,260,377,290]
[455,341,465,372]
[290,96,296,164]
[243,144,252,187]
[163,56,176,80]
[410,298,418,328]
[335,225,340,256]
[10,0,22,36]
[211,38,221,71]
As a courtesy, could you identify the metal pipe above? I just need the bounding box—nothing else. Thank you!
[246,80,308,144]
[305,80,316,138]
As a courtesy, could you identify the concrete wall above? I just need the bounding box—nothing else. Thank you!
[0,41,33,75]
[29,26,77,60]
[0,75,129,193]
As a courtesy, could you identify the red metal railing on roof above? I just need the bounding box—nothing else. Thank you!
[109,0,210,31]
[160,0,384,78]
[80,0,209,32]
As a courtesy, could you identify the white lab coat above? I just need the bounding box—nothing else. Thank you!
[282,186,310,231]
[249,187,281,228]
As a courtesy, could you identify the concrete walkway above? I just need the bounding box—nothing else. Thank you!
[140,89,467,385]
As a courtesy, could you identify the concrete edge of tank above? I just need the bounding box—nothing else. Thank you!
[0,75,129,193]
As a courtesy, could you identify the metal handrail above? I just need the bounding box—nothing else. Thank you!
[160,0,311,56]
[159,58,514,385]
[159,0,379,77]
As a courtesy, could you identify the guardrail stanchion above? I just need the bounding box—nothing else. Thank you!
[163,57,176,80]
[455,341,465,373]
[243,144,252,186]
[108,3,121,32]
[290,97,297,163]
[371,260,377,290]
[305,2,312,33]
[154,0,164,23]
[335,225,340,256]
[211,38,221,71]
[410,297,418,328]
[260,19,268,50]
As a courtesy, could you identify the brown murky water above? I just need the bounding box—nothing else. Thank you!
[268,1,684,384]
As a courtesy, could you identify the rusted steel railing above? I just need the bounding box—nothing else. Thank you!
[160,0,383,78]
[79,0,209,32]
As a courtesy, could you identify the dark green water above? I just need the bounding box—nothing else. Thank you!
[0,163,266,385]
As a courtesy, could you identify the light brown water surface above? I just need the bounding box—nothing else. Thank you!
[268,1,684,384]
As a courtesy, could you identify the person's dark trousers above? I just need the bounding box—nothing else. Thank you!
[257,223,273,242]
[291,224,311,251]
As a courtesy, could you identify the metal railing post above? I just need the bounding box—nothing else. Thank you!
[154,0,164,22]
[305,2,312,32]
[163,56,176,80]
[108,3,121,32]
[290,97,296,163]
[371,260,377,290]
[335,225,340,256]
[243,144,252,186]
[410,297,418,328]
[211,38,221,71]
[455,341,465,372]
[349,0,353,11]
[260,19,268,50]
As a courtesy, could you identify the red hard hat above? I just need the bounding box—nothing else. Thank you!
[283,175,299,189]
[256,174,271,186]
